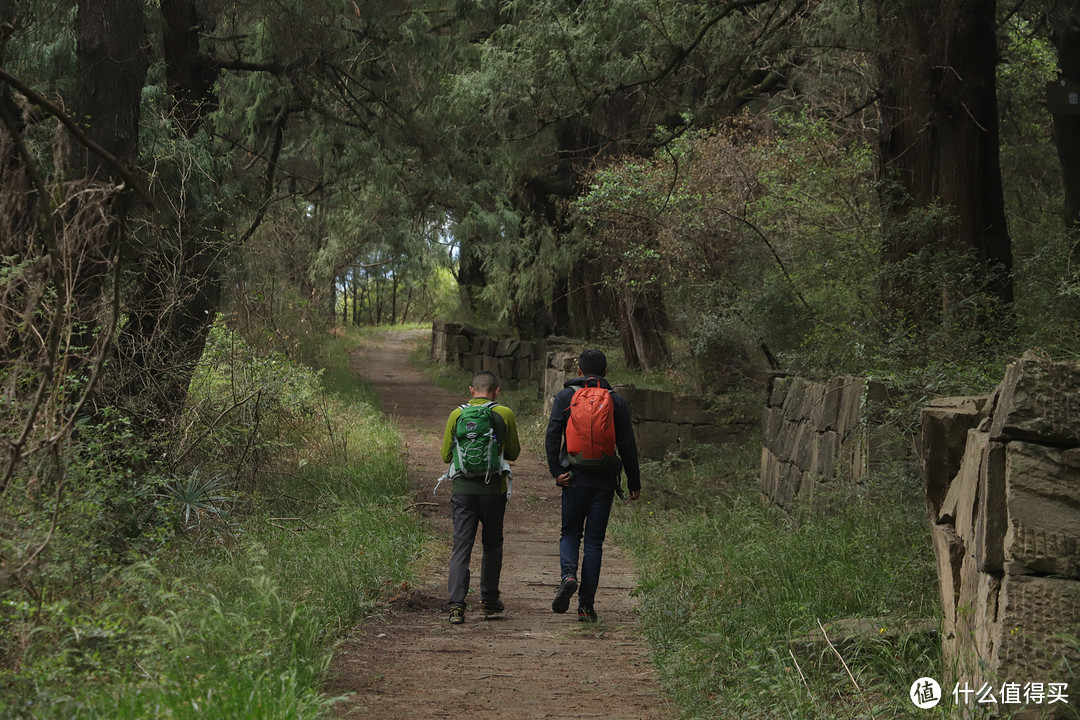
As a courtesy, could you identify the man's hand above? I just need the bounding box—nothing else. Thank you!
[628,489,640,501]
[555,472,572,487]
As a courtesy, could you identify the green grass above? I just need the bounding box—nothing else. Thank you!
[613,441,946,720]
[0,329,432,720]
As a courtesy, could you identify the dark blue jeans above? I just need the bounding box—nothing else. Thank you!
[448,493,507,608]
[559,484,615,607]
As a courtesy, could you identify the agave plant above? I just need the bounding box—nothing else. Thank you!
[163,470,233,528]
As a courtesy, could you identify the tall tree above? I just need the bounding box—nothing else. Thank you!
[444,0,815,366]
[1047,0,1080,251]
[874,0,1014,332]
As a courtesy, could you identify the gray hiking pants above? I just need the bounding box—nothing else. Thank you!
[448,493,507,607]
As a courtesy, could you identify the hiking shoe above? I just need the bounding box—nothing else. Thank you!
[448,606,465,625]
[552,576,578,614]
[577,605,598,623]
[480,598,505,617]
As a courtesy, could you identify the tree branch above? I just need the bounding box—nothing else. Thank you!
[0,68,155,208]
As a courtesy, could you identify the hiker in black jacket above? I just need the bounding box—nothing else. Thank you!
[544,349,640,622]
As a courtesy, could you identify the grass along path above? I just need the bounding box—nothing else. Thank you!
[324,329,670,720]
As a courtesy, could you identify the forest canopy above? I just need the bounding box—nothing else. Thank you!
[1,0,1079,571]
[3,1,1080,715]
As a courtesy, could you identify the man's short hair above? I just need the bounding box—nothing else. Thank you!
[577,349,607,376]
[471,370,500,393]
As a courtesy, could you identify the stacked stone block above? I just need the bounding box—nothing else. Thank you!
[430,321,545,389]
[923,354,1080,718]
[760,375,890,508]
[541,350,750,460]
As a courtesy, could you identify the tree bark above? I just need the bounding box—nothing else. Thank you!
[875,0,1014,330]
[1049,0,1080,256]
[618,284,670,370]
[67,0,149,359]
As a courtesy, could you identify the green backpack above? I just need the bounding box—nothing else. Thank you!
[450,401,504,482]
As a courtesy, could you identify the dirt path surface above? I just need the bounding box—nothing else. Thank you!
[325,329,671,720]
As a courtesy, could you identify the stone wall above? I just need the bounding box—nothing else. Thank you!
[922,353,1080,718]
[430,321,546,389]
[542,350,752,460]
[759,374,894,508]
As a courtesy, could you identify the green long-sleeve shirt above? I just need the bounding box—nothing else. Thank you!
[441,397,521,495]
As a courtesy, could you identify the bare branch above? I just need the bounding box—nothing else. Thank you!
[0,68,156,209]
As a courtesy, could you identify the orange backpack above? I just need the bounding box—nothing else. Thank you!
[565,378,618,468]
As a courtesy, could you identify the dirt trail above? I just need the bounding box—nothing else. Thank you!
[325,329,671,719]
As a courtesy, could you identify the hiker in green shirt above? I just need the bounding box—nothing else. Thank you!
[440,370,521,625]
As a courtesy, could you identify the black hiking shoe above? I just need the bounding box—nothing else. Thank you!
[552,576,578,614]
[448,606,465,625]
[577,604,598,623]
[480,598,504,617]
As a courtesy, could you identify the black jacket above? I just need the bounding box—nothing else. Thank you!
[545,376,641,492]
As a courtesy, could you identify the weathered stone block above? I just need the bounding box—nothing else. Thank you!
[774,461,803,508]
[670,394,714,425]
[930,523,965,643]
[760,447,780,499]
[942,430,989,545]
[949,552,1001,687]
[774,415,798,464]
[495,338,520,358]
[795,471,819,503]
[820,376,846,431]
[769,374,792,409]
[992,575,1080,696]
[514,357,533,382]
[634,420,678,460]
[922,395,992,519]
[685,424,736,446]
[835,376,865,438]
[497,357,515,383]
[1003,442,1080,578]
[974,438,1007,573]
[762,405,784,447]
[620,388,673,422]
[782,378,812,421]
[792,422,816,472]
[807,379,829,431]
[990,355,1080,446]
[811,431,839,478]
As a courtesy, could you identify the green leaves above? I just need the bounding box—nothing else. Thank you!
[162,471,233,529]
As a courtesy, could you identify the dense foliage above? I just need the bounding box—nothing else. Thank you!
[2,0,1080,717]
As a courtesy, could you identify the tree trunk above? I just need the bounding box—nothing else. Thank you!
[67,0,148,355]
[402,286,413,323]
[391,271,398,324]
[457,231,487,313]
[161,0,218,138]
[874,0,1013,331]
[1049,0,1080,256]
[551,273,570,335]
[618,284,670,370]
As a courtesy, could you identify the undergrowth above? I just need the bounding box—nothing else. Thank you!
[0,324,429,719]
[613,440,947,720]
